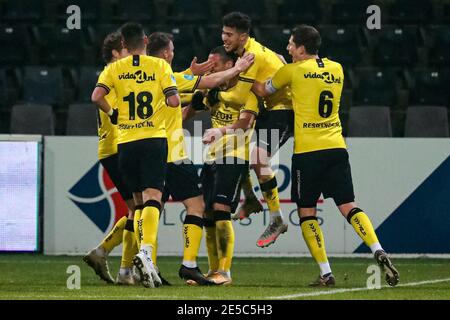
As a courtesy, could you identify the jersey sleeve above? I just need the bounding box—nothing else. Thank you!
[96,66,114,94]
[266,64,293,94]
[160,60,178,98]
[240,92,259,116]
[174,72,202,93]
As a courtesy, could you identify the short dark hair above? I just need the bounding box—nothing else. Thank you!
[210,46,238,64]
[120,22,145,51]
[291,25,321,55]
[147,32,173,56]
[102,31,122,63]
[222,11,251,34]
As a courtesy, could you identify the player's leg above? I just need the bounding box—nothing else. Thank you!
[164,161,213,285]
[83,154,130,284]
[200,163,220,277]
[252,110,293,247]
[330,149,399,286]
[232,170,263,220]
[207,158,247,285]
[292,152,335,287]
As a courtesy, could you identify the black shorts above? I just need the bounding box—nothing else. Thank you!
[201,157,248,213]
[162,160,202,203]
[255,109,294,156]
[291,148,355,208]
[100,154,133,201]
[118,138,167,193]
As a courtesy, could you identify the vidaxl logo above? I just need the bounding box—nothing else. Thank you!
[67,162,128,232]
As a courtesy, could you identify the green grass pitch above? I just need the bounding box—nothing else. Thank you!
[1,254,449,300]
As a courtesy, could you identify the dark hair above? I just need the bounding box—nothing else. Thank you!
[222,11,251,34]
[147,32,173,56]
[120,22,145,51]
[210,46,238,64]
[102,31,122,63]
[291,25,321,55]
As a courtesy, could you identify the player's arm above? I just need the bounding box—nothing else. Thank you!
[161,60,181,107]
[188,56,215,76]
[251,54,288,97]
[202,93,258,144]
[197,53,255,89]
[260,64,293,97]
[91,68,118,123]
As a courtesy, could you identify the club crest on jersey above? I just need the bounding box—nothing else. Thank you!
[67,162,128,232]
[119,70,155,83]
[304,71,341,84]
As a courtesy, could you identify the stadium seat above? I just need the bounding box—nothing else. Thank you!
[330,0,371,24]
[1,0,45,23]
[427,25,450,67]
[0,25,33,66]
[347,106,392,137]
[389,0,433,24]
[0,68,20,109]
[223,0,267,23]
[114,0,154,23]
[354,68,400,107]
[318,25,364,67]
[408,68,450,107]
[404,106,449,137]
[66,103,98,136]
[77,67,103,103]
[10,103,55,135]
[254,26,291,61]
[22,66,67,107]
[57,0,104,23]
[183,110,212,136]
[87,24,121,64]
[366,26,422,66]
[34,25,87,66]
[168,0,212,24]
[278,0,321,25]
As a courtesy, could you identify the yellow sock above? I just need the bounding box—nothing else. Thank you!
[140,201,160,250]
[347,208,380,249]
[182,215,204,266]
[242,171,258,199]
[215,212,235,272]
[121,219,138,268]
[204,218,219,272]
[259,175,280,213]
[300,217,328,264]
[133,206,142,247]
[100,216,127,253]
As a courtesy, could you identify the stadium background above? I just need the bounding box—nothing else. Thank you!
[0,0,450,301]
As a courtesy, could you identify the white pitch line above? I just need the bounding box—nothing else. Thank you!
[268,277,450,300]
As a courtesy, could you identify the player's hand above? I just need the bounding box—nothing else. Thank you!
[207,87,220,106]
[235,53,255,72]
[190,56,214,76]
[191,91,206,111]
[109,108,118,125]
[202,128,222,144]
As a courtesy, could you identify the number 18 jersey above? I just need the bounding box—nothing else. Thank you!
[96,55,177,144]
[270,58,346,154]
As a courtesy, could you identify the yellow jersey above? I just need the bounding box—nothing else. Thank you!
[165,71,202,163]
[231,37,292,111]
[269,58,346,154]
[96,55,177,144]
[206,90,259,162]
[97,88,118,160]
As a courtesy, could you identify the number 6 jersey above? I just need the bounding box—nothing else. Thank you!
[96,54,178,144]
[268,57,346,154]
